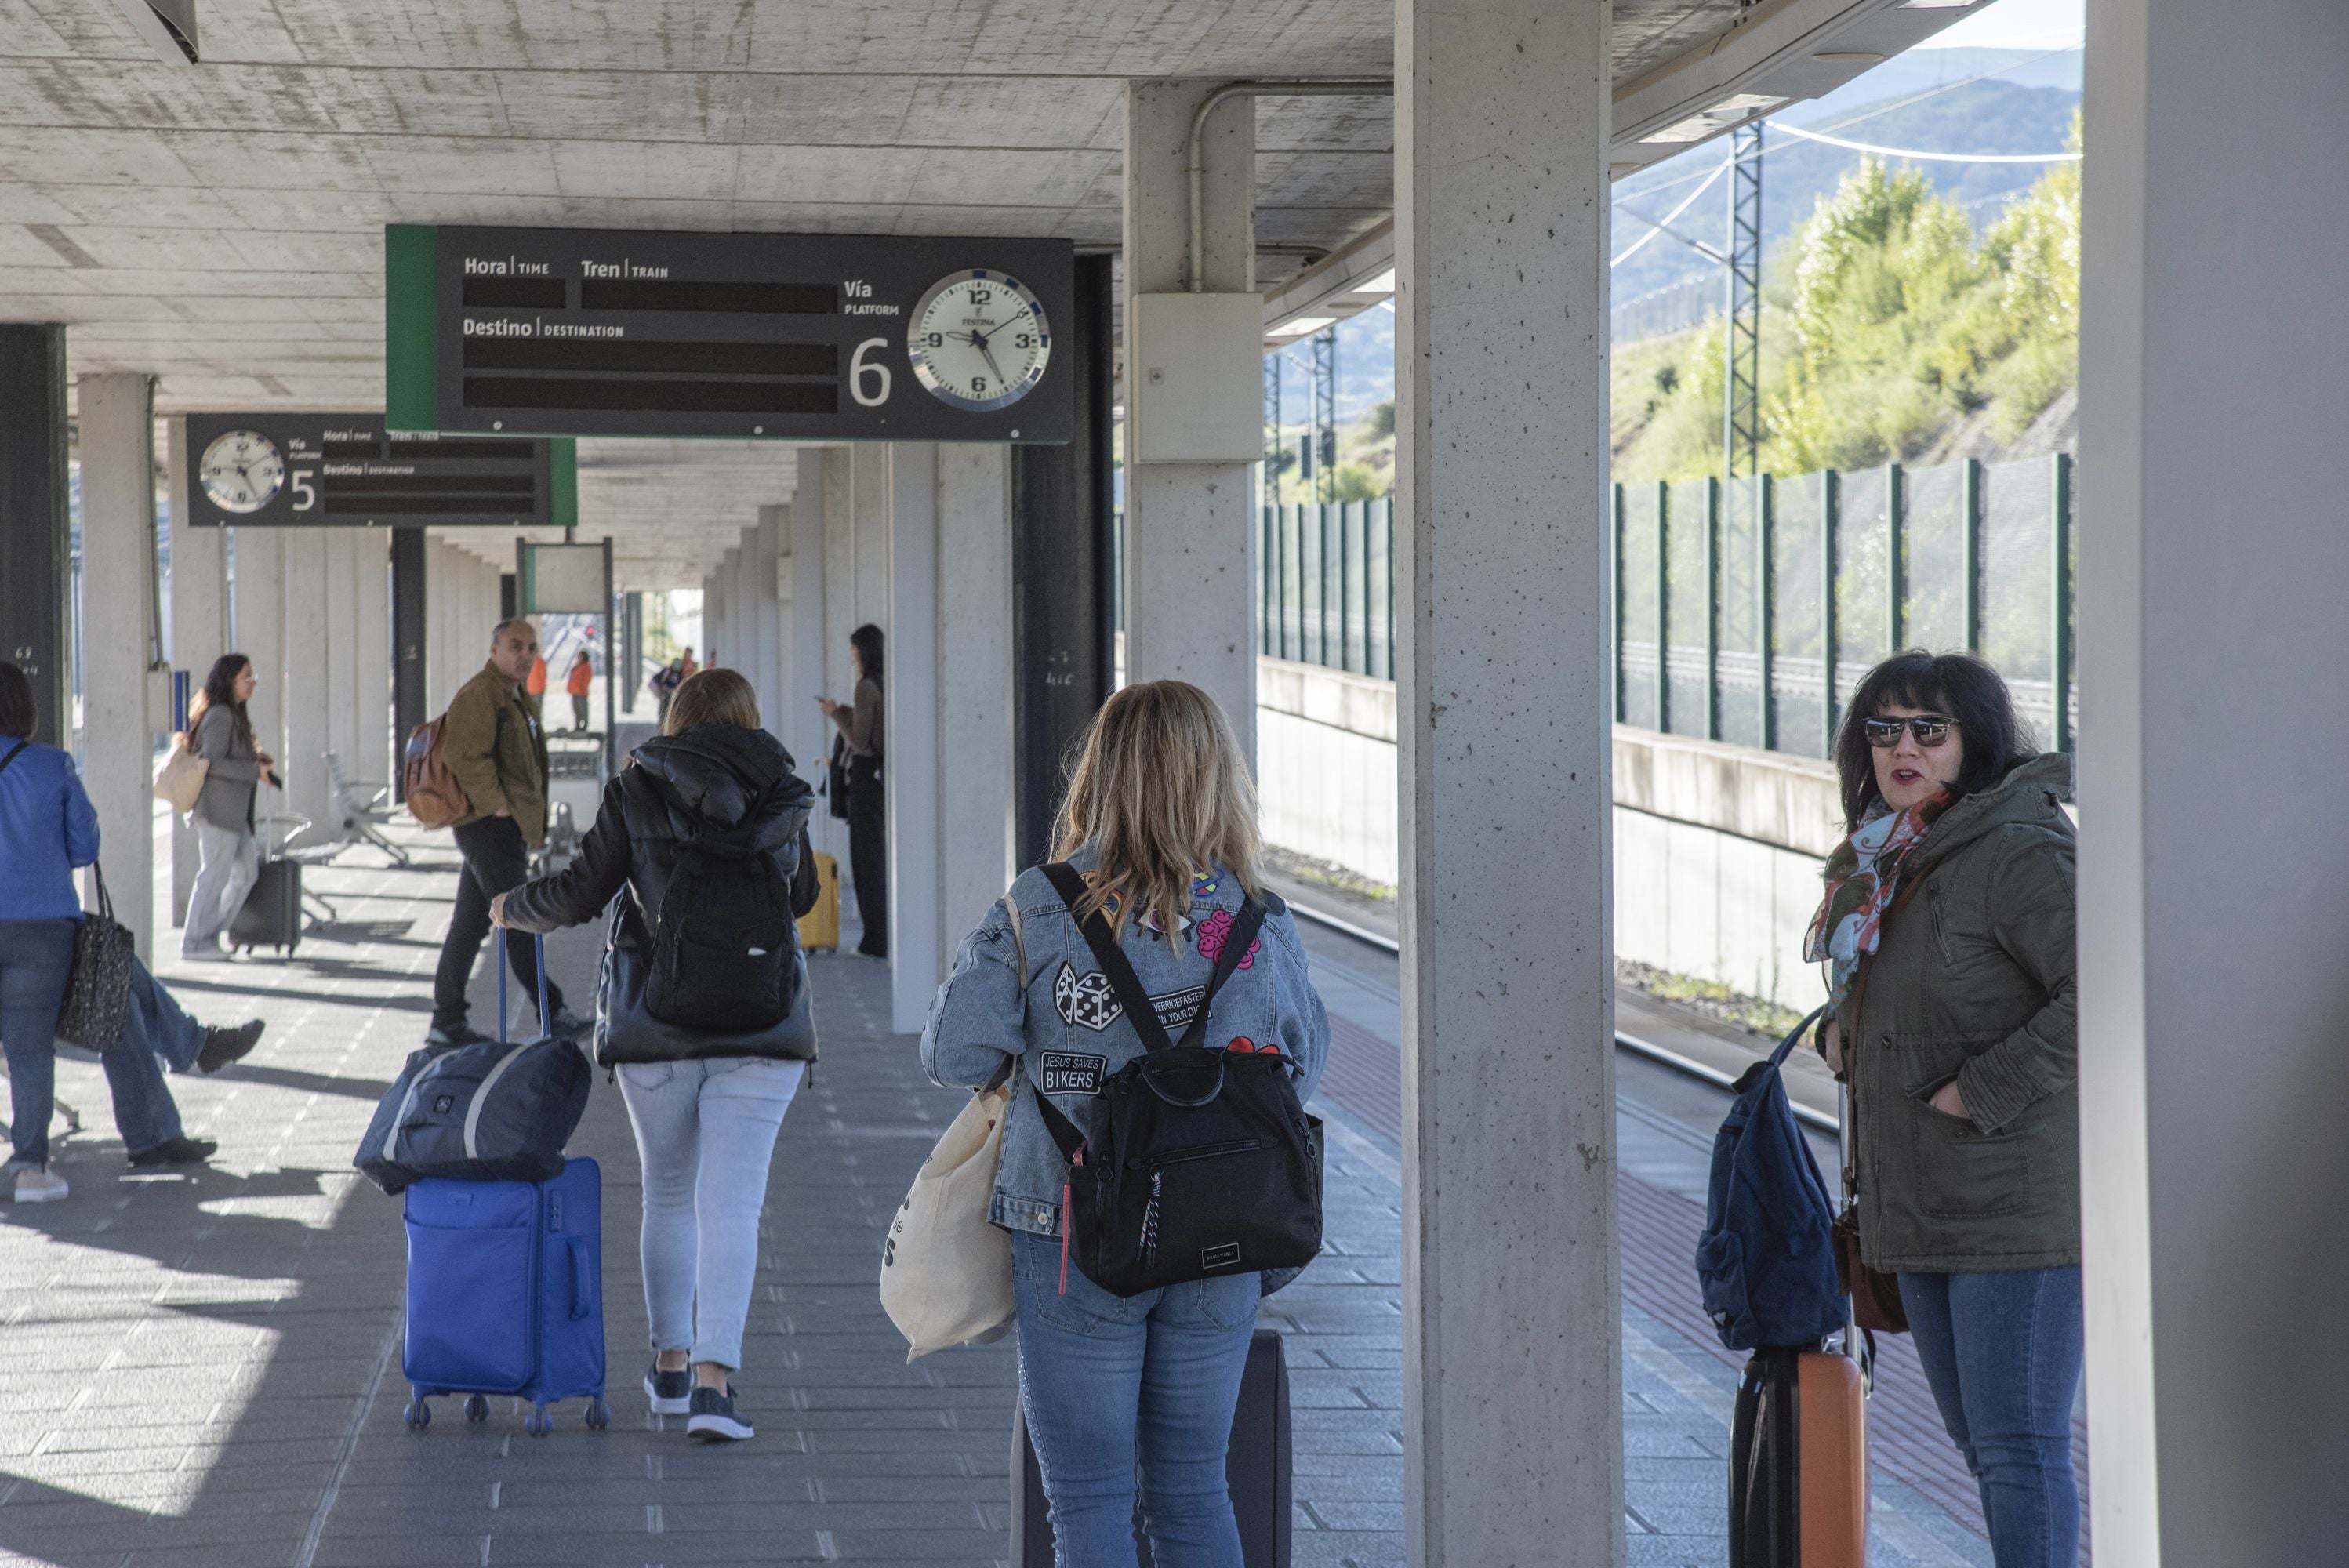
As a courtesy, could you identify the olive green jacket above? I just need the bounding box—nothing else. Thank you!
[442,662,550,846]
[1839,752,2078,1273]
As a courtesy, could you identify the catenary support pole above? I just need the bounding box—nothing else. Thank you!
[0,327,69,746]
[2079,1,2349,1561]
[167,418,227,924]
[1121,78,1258,760]
[1396,1,1623,1563]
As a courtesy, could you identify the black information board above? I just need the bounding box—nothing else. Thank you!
[385,226,1074,443]
[183,414,572,529]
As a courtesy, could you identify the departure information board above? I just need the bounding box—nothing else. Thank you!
[183,414,574,528]
[385,225,1075,443]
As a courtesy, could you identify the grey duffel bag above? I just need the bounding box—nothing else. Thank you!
[354,936,591,1195]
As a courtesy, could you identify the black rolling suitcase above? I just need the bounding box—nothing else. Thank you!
[1010,1327,1292,1568]
[228,858,303,954]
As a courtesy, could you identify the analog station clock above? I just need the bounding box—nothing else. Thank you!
[907,270,1051,412]
[198,429,285,514]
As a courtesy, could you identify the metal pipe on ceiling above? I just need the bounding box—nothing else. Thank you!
[1186,79,1393,294]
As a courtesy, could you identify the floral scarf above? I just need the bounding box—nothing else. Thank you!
[1804,789,1950,1006]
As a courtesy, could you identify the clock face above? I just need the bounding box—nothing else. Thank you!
[199,430,285,514]
[907,270,1051,412]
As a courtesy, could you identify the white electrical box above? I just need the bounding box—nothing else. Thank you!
[1128,293,1265,464]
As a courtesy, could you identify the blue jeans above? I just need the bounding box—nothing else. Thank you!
[2,928,202,1166]
[615,1057,804,1371]
[1899,1268,2084,1568]
[2,919,78,1166]
[1011,1229,1260,1568]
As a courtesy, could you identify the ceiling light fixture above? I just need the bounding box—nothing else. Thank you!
[1639,94,1787,145]
[1353,269,1397,296]
[1267,316,1336,339]
[1893,0,1977,9]
[1813,50,1887,63]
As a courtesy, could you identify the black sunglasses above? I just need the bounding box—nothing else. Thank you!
[1863,714,1958,748]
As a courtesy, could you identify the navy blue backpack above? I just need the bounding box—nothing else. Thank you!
[1694,1007,1846,1352]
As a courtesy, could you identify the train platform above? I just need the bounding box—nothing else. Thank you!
[2,823,2044,1567]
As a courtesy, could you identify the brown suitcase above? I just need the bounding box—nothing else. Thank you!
[1730,1346,1868,1567]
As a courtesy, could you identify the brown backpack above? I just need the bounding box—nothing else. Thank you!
[402,715,470,828]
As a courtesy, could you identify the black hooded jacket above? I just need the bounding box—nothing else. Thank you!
[503,722,819,956]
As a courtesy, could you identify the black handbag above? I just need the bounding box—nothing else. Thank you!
[56,863,137,1053]
[1033,863,1323,1298]
[826,734,851,820]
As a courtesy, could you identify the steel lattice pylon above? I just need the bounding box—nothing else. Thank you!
[1722,120,1764,486]
[1265,351,1283,499]
[1311,326,1337,503]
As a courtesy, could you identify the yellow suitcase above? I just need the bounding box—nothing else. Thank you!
[797,851,841,954]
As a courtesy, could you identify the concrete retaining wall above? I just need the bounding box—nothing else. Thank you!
[1257,656,1835,1010]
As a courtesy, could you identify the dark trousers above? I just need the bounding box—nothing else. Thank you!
[848,803,888,957]
[434,816,565,1030]
[571,693,590,731]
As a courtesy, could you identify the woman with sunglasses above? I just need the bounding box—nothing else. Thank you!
[1809,650,2079,1568]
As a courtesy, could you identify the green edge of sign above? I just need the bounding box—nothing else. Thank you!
[549,438,579,529]
[383,224,437,433]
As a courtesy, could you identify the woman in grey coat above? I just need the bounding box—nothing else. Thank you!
[181,653,279,961]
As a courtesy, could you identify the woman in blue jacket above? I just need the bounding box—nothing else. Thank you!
[923,681,1331,1568]
[0,664,263,1203]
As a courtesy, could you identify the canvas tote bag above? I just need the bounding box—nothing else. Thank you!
[152,731,207,813]
[878,891,1029,1359]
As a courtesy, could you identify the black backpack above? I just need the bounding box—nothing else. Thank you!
[1033,863,1323,1298]
[644,810,800,1032]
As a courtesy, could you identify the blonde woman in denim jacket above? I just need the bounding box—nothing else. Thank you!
[923,681,1330,1568]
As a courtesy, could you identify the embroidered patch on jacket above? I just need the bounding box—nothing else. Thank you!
[1054,961,1122,1032]
[1194,908,1260,968]
[1150,985,1208,1030]
[1040,1052,1109,1096]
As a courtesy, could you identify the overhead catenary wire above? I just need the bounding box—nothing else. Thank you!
[1612,155,1734,267]
[1762,118,2080,163]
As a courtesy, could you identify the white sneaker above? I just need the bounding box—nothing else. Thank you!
[9,1163,68,1203]
[180,941,232,964]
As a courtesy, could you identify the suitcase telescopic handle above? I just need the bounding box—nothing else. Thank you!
[494,931,552,1042]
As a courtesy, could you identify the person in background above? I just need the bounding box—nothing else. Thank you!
[922,680,1330,1568]
[0,663,264,1203]
[816,623,886,958]
[1813,649,2079,1568]
[526,648,549,702]
[679,646,699,684]
[427,619,585,1049]
[566,648,594,733]
[492,668,820,1443]
[180,653,279,962]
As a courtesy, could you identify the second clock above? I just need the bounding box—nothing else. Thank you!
[907,270,1051,412]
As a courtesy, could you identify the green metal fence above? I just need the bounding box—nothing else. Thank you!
[1254,456,2076,758]
[1258,499,1396,679]
[1616,454,2076,757]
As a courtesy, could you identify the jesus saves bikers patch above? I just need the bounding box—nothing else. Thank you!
[1040,1053,1108,1095]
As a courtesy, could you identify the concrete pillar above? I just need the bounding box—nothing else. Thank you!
[851,443,891,630]
[2078,2,2349,1560]
[76,372,160,958]
[885,443,941,1033]
[753,508,784,728]
[1120,78,1257,759]
[280,529,333,843]
[816,447,859,856]
[935,445,1016,935]
[699,572,718,685]
[323,531,361,795]
[167,418,227,925]
[792,451,831,782]
[351,530,390,785]
[231,528,286,790]
[1396,2,1621,1563]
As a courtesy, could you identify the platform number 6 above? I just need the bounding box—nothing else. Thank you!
[851,339,892,408]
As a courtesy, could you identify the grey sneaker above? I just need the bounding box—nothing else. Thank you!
[424,1022,490,1049]
[685,1384,753,1443]
[8,1162,68,1203]
[546,1007,593,1041]
[644,1359,692,1416]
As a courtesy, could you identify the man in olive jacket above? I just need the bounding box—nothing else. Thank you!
[428,618,581,1046]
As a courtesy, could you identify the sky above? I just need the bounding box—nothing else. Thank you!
[1916,0,2084,51]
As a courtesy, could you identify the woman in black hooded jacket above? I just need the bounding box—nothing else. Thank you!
[494,668,819,1445]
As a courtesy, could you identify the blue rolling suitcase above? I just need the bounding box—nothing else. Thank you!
[398,942,608,1436]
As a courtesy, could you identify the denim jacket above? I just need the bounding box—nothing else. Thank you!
[921,847,1331,1242]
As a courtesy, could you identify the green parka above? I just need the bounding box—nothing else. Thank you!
[1839,752,2078,1273]
[441,662,551,846]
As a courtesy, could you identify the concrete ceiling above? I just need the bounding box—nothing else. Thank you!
[7,0,1948,588]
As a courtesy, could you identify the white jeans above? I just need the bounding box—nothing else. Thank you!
[615,1056,804,1371]
[184,818,260,952]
